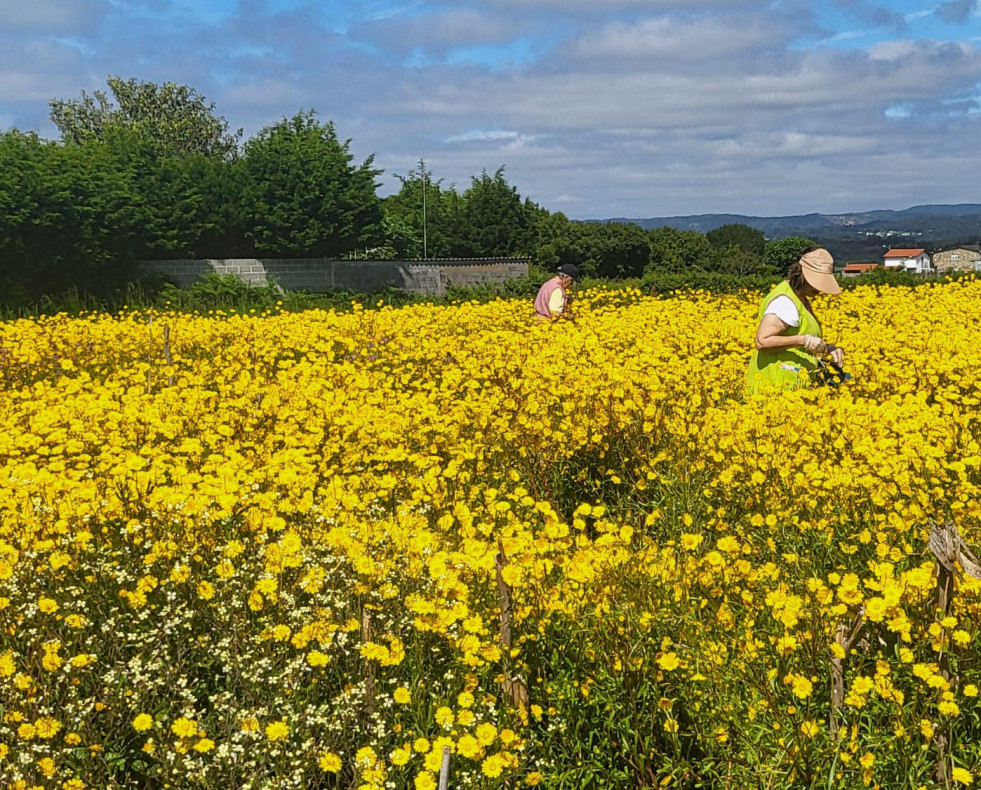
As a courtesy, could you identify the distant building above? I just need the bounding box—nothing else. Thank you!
[931,244,981,273]
[841,263,879,278]
[883,248,932,274]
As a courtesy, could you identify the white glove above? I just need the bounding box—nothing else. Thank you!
[801,334,828,355]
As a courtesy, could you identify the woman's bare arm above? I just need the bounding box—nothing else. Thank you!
[754,314,808,351]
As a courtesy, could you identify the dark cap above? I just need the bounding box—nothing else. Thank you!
[557,263,580,281]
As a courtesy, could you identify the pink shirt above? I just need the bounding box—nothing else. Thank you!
[534,277,567,319]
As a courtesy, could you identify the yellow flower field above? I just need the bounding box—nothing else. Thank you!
[1,280,980,788]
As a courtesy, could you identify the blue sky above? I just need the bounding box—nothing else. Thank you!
[2,0,980,217]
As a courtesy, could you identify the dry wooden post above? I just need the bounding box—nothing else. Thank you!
[830,607,864,737]
[438,745,452,790]
[146,312,154,394]
[829,622,848,737]
[927,521,981,787]
[496,538,512,648]
[927,521,981,681]
[495,538,529,708]
[162,324,174,386]
[361,607,376,717]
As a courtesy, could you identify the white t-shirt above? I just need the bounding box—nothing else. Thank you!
[548,287,566,314]
[763,295,800,328]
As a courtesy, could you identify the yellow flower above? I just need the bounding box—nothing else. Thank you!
[34,717,62,739]
[952,767,973,785]
[776,634,797,656]
[393,686,411,704]
[265,720,290,742]
[319,751,342,772]
[415,773,437,790]
[38,597,59,614]
[457,734,482,759]
[657,652,680,671]
[801,721,819,738]
[786,674,813,699]
[171,717,198,739]
[38,757,57,777]
[390,744,412,766]
[306,651,330,667]
[481,753,507,778]
[132,714,154,732]
[193,738,215,753]
[435,706,454,727]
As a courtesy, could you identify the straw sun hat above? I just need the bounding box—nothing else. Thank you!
[799,248,841,295]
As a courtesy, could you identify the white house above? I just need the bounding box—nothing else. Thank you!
[883,248,932,274]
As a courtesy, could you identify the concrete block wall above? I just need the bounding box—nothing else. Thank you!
[439,262,529,290]
[141,258,529,296]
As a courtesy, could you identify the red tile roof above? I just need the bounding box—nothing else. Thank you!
[843,263,879,272]
[883,248,925,257]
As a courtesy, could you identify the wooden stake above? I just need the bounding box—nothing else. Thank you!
[830,607,864,737]
[495,539,529,708]
[362,607,376,717]
[162,324,174,386]
[926,521,981,789]
[438,745,451,790]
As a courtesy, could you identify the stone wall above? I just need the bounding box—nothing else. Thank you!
[932,247,981,273]
[140,258,530,297]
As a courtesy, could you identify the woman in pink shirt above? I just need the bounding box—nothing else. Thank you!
[534,264,580,321]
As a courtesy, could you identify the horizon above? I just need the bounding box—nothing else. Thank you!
[592,201,981,221]
[2,0,981,219]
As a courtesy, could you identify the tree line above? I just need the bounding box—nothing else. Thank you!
[0,77,815,304]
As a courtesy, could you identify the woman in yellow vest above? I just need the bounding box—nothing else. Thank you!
[746,247,845,394]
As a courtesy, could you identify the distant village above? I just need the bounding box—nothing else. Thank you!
[841,244,981,278]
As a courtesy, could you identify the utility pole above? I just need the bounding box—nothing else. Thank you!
[421,156,428,261]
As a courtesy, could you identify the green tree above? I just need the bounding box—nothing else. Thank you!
[50,76,240,159]
[450,167,535,257]
[718,247,777,277]
[574,222,651,278]
[0,130,138,300]
[763,236,816,273]
[381,160,454,259]
[533,209,580,270]
[241,111,383,257]
[647,227,717,273]
[706,223,766,257]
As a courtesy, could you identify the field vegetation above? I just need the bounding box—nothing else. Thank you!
[1,280,980,788]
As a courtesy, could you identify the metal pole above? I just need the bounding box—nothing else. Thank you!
[422,157,428,261]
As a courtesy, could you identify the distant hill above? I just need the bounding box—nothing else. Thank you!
[596,204,981,237]
[593,204,981,263]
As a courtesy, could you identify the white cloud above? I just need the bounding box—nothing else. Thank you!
[0,0,107,33]
[354,8,529,56]
[572,16,789,61]
[2,0,981,216]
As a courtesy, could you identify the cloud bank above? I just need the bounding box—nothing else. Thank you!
[0,0,979,217]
